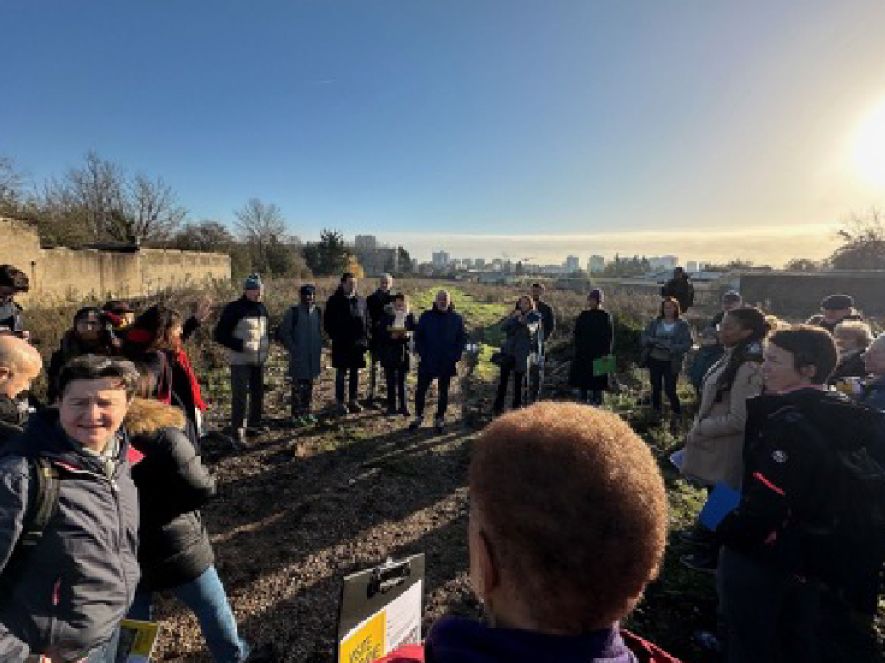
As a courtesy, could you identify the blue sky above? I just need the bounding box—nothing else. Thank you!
[3,1,885,263]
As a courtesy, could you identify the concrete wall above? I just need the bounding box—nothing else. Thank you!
[739,271,885,317]
[1,217,231,304]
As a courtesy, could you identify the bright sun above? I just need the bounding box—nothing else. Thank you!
[853,96,885,189]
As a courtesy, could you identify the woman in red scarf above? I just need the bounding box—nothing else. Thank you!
[124,304,207,446]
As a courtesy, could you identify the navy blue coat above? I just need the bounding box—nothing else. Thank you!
[414,308,466,378]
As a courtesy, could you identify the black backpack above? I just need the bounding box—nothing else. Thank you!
[0,456,60,596]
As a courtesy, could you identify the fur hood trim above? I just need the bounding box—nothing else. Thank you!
[125,398,186,435]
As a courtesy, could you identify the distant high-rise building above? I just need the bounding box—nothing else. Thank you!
[564,255,580,273]
[588,255,605,273]
[354,235,377,251]
[432,251,451,268]
[648,255,679,271]
[474,257,486,269]
[686,260,699,273]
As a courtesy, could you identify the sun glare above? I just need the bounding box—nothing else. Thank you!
[853,96,885,189]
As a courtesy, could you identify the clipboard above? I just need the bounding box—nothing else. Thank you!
[337,554,425,663]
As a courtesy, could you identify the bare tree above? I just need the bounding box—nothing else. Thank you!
[234,198,287,272]
[831,208,885,270]
[112,173,187,245]
[64,151,127,241]
[0,156,24,214]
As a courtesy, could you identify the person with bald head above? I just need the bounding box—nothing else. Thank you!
[411,290,465,433]
[0,335,42,443]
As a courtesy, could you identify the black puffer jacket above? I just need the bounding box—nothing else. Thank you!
[0,409,140,662]
[126,399,216,591]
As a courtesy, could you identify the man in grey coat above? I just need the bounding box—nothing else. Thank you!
[279,284,323,425]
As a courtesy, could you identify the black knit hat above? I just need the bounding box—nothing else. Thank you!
[821,294,854,310]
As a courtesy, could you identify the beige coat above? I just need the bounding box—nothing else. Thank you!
[681,351,762,489]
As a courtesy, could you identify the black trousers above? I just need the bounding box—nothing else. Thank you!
[291,379,314,416]
[230,364,264,429]
[384,365,407,411]
[718,547,820,663]
[335,366,359,403]
[494,363,525,410]
[414,372,451,418]
[647,357,681,414]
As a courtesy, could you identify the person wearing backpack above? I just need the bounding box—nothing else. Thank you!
[715,326,885,662]
[278,284,323,426]
[0,355,140,663]
[374,403,680,663]
[0,335,41,445]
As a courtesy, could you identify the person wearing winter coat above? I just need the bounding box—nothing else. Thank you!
[324,272,370,414]
[278,284,323,424]
[493,295,541,414]
[0,355,140,663]
[568,289,613,406]
[828,320,872,386]
[861,334,885,411]
[376,402,677,663]
[715,326,884,661]
[660,267,694,313]
[0,335,41,445]
[528,283,556,403]
[0,264,28,338]
[688,291,743,395]
[46,307,118,403]
[805,293,863,334]
[678,307,767,573]
[214,274,270,445]
[124,397,269,663]
[124,305,208,448]
[641,298,692,418]
[377,293,416,416]
[366,273,394,406]
[410,290,466,433]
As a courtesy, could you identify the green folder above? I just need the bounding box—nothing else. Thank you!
[592,354,616,376]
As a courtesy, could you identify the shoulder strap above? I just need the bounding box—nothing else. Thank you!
[0,457,60,593]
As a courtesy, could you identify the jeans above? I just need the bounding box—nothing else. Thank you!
[647,357,681,414]
[494,363,525,410]
[81,626,120,663]
[414,372,451,418]
[230,364,264,429]
[717,547,820,663]
[384,365,408,412]
[335,366,360,403]
[291,379,314,416]
[128,567,249,663]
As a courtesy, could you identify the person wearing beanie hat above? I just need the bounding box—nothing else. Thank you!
[279,283,323,425]
[569,289,613,406]
[213,274,270,447]
[806,293,862,333]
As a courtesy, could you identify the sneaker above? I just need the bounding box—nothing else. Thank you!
[347,400,363,414]
[409,416,422,431]
[680,551,718,574]
[434,416,445,434]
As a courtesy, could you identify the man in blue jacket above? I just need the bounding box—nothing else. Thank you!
[410,290,465,433]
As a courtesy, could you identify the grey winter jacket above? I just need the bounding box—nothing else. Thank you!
[501,312,541,374]
[641,318,692,372]
[279,304,323,380]
[0,409,140,662]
